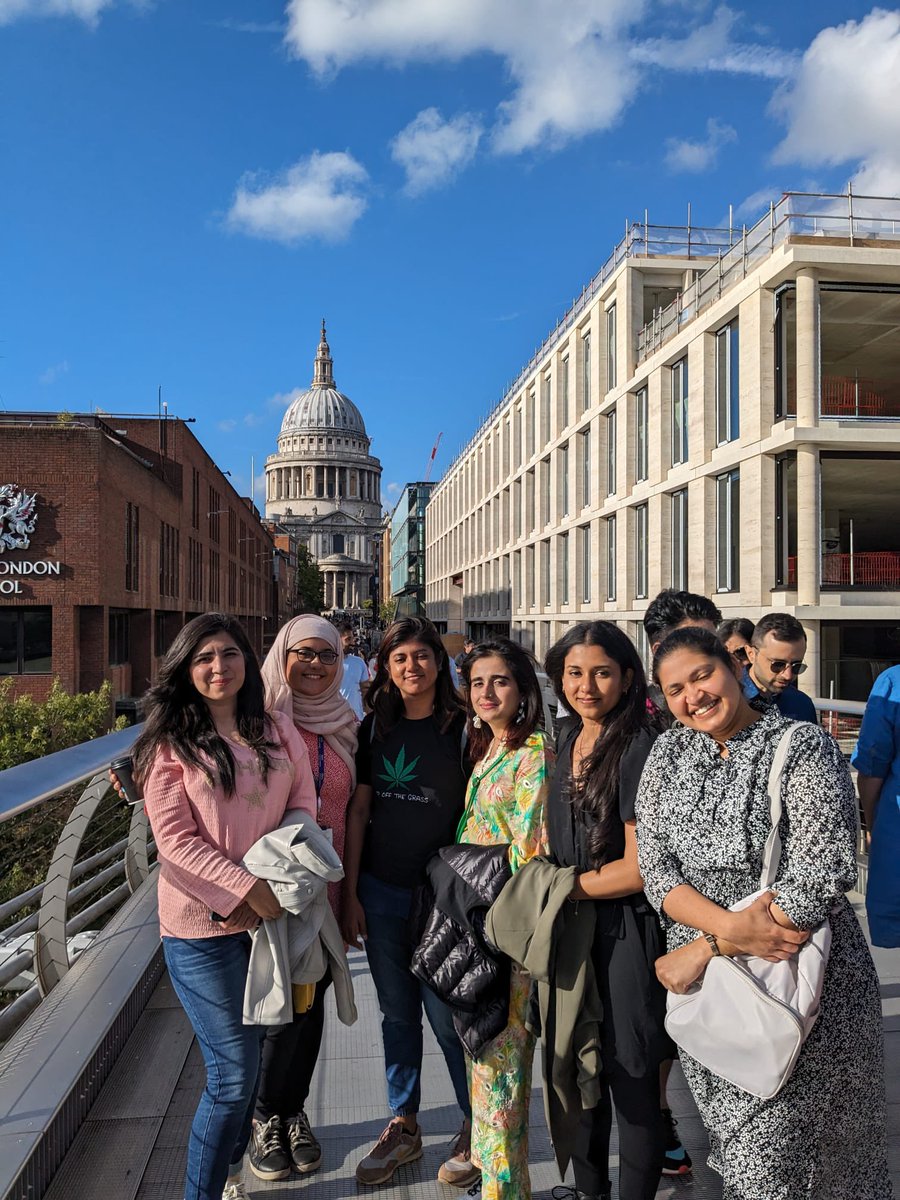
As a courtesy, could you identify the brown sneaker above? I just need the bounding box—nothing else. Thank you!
[355,1118,423,1186]
[437,1121,481,1189]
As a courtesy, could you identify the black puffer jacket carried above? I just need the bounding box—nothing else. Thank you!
[411,842,512,1059]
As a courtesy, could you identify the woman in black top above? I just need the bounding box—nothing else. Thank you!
[545,622,667,1200]
[342,617,477,1190]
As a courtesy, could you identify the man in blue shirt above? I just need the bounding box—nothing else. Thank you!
[743,612,818,722]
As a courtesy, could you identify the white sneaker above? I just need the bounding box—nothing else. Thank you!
[222,1181,250,1200]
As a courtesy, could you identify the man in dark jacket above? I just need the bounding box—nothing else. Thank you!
[743,612,817,722]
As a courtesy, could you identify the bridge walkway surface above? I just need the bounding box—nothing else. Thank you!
[37,898,899,1200]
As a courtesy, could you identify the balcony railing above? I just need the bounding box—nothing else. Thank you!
[821,373,900,419]
[787,552,900,589]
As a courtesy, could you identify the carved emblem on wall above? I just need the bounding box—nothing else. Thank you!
[0,485,38,552]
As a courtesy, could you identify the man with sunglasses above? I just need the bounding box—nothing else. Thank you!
[742,612,817,722]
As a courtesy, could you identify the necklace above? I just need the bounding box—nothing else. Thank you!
[572,727,599,776]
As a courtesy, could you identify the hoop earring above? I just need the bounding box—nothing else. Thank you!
[472,714,482,730]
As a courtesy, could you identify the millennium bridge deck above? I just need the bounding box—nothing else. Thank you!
[30,898,900,1200]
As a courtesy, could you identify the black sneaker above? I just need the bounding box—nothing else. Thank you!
[249,1115,291,1181]
[285,1110,323,1174]
[661,1107,692,1176]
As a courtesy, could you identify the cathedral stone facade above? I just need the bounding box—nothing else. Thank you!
[265,324,383,612]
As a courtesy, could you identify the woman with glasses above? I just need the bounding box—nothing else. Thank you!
[636,626,889,1199]
[247,616,360,1183]
[717,617,754,667]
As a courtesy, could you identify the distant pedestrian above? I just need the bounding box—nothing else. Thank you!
[852,663,900,948]
[717,617,755,669]
[455,637,475,670]
[337,621,369,720]
[742,613,817,723]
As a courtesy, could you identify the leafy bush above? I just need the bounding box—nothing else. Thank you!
[0,678,126,772]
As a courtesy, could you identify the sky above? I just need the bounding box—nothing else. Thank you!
[2,0,899,508]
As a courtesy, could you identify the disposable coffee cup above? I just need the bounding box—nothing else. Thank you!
[110,755,143,806]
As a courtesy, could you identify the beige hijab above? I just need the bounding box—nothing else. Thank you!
[261,615,358,788]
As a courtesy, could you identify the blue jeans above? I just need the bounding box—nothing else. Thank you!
[163,934,266,1200]
[359,872,471,1120]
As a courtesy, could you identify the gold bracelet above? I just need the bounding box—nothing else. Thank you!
[703,931,721,956]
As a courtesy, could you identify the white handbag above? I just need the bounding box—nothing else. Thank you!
[664,723,832,1100]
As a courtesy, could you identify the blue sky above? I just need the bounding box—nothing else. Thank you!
[2,1,898,507]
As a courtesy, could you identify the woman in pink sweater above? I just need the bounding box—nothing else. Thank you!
[133,613,316,1200]
[248,614,359,1182]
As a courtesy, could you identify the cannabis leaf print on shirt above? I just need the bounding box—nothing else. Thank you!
[378,745,420,791]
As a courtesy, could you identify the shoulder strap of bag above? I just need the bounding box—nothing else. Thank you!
[759,722,805,889]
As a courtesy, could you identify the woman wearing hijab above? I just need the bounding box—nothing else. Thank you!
[247,615,359,1184]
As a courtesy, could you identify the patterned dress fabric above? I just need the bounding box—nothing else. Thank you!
[459,729,554,1200]
[635,705,892,1200]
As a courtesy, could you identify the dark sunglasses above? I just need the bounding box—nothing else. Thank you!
[289,647,338,665]
[731,646,749,663]
[767,658,807,675]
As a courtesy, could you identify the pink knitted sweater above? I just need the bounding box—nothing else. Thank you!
[143,710,317,938]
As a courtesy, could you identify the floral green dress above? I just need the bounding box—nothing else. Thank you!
[459,729,554,1200]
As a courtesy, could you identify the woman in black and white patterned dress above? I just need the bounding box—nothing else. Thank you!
[635,627,891,1200]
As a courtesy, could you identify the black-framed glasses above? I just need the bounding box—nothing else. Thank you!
[289,648,339,665]
[731,646,749,663]
[766,657,807,675]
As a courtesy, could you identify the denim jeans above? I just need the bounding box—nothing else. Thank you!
[163,933,266,1200]
[358,871,471,1120]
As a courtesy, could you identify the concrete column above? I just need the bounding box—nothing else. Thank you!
[802,619,820,700]
[796,444,819,606]
[795,268,819,426]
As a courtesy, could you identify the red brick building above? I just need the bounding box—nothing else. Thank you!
[0,412,283,709]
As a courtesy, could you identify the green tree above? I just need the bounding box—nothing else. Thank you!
[379,598,398,625]
[292,542,325,614]
[0,678,125,771]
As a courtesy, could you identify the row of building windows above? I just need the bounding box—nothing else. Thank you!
[461,470,742,613]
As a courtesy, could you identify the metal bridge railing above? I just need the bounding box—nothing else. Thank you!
[0,725,155,1042]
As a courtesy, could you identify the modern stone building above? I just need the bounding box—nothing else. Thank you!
[265,324,383,613]
[426,192,900,700]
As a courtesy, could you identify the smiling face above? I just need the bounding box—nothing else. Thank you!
[657,646,751,741]
[561,643,633,726]
[388,639,439,702]
[747,632,808,694]
[189,632,246,710]
[468,653,521,735]
[286,636,340,698]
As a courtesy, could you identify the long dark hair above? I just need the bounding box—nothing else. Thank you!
[133,613,273,796]
[545,621,658,867]
[460,638,544,762]
[367,616,463,739]
[653,625,737,685]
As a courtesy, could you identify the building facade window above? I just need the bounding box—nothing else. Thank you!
[0,607,52,675]
[209,548,221,606]
[635,387,649,482]
[580,524,591,602]
[716,321,740,443]
[191,468,201,530]
[560,531,569,604]
[526,543,535,607]
[208,487,221,542]
[109,611,129,666]
[560,356,570,429]
[541,540,551,605]
[581,333,591,412]
[542,374,551,444]
[559,442,569,518]
[671,488,688,590]
[671,357,688,466]
[541,458,551,525]
[635,503,649,599]
[188,537,204,604]
[160,521,180,598]
[527,468,536,531]
[581,429,591,508]
[716,469,741,592]
[605,515,617,600]
[775,453,797,588]
[606,303,617,391]
[606,408,617,496]
[125,502,139,592]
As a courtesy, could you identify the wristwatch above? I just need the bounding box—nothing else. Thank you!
[703,931,721,956]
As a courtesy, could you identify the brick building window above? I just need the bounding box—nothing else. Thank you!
[109,611,130,666]
[228,509,237,556]
[188,537,204,604]
[160,521,180,598]
[228,561,237,607]
[0,607,52,675]
[209,548,221,606]
[208,486,221,542]
[191,468,201,530]
[125,502,139,592]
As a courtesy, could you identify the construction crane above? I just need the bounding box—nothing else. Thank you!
[424,432,443,482]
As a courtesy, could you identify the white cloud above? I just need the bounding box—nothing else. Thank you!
[217,418,237,432]
[385,481,401,498]
[0,0,114,22]
[632,5,797,79]
[267,387,304,412]
[226,151,369,245]
[733,185,779,222]
[664,117,736,173]
[39,359,69,384]
[391,108,483,195]
[283,0,796,156]
[771,9,900,196]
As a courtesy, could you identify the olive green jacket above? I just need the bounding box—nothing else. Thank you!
[485,857,602,1176]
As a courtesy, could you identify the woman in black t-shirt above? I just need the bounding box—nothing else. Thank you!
[342,617,477,1190]
[544,622,668,1200]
